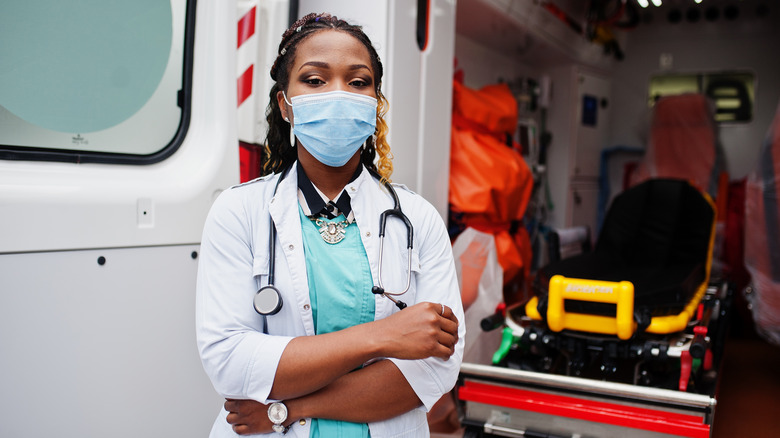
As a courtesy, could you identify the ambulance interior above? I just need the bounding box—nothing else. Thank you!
[444,1,780,437]
[1,0,780,437]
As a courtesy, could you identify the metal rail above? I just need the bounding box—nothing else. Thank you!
[460,362,716,409]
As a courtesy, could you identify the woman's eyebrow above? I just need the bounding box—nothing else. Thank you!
[298,61,372,73]
[298,61,330,71]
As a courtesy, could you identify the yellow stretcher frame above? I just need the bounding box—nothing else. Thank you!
[525,186,717,340]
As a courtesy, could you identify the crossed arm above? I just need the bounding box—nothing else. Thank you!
[225,302,459,435]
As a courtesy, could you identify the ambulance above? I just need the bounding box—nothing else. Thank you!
[1,1,778,437]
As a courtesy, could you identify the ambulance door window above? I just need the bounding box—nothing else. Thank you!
[0,0,192,164]
[647,71,754,123]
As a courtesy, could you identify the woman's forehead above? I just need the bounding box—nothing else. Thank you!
[294,30,373,70]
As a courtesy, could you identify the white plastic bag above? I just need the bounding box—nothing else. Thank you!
[452,227,504,365]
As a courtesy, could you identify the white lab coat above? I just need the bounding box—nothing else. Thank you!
[196,164,465,438]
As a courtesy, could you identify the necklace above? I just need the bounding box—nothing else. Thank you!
[313,217,351,244]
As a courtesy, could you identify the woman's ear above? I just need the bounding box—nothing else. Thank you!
[276,90,290,123]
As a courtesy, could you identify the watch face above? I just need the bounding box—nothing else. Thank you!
[268,402,288,423]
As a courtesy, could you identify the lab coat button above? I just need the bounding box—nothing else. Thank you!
[299,419,307,426]
[365,231,371,237]
[350,186,356,192]
[288,244,294,251]
[303,304,310,311]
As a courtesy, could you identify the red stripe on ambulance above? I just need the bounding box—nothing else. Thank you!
[237,6,256,48]
[237,6,256,107]
[237,64,254,107]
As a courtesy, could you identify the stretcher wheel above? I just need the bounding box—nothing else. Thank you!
[463,426,482,438]
[463,425,486,438]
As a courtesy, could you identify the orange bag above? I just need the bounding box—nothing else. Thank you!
[449,80,534,284]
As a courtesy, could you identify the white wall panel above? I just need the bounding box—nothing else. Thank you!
[0,246,222,437]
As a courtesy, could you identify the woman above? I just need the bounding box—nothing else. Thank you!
[196,13,464,437]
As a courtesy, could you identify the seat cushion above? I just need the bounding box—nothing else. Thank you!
[535,179,714,318]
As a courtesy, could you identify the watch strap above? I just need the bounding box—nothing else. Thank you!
[272,423,290,434]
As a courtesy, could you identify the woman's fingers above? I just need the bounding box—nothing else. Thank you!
[437,304,458,327]
[224,399,258,422]
[420,302,459,356]
[232,424,251,435]
[436,305,459,346]
[224,399,270,435]
[376,301,459,360]
[436,325,458,359]
[426,303,458,359]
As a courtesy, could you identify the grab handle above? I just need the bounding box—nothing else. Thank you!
[546,275,636,340]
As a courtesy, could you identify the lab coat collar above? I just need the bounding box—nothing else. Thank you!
[296,161,361,219]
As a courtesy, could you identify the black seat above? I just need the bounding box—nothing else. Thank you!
[533,179,716,330]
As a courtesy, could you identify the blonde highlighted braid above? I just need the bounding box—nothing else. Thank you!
[373,93,393,183]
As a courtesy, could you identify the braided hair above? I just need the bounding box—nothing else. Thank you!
[263,13,393,181]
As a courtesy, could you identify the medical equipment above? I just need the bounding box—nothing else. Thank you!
[370,167,414,310]
[253,165,291,316]
[456,178,733,438]
[253,166,414,315]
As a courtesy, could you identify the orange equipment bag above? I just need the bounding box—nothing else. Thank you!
[449,80,533,284]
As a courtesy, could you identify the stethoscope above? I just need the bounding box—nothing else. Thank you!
[253,165,414,318]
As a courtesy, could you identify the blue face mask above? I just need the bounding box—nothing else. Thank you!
[286,90,377,167]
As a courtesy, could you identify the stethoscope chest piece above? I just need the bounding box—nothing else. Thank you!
[254,285,283,315]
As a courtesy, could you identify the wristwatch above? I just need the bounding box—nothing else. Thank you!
[267,401,289,434]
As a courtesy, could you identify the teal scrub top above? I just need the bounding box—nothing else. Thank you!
[299,206,374,438]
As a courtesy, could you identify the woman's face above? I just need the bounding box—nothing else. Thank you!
[277,29,376,124]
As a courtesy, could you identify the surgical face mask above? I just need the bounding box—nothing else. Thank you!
[286,90,377,167]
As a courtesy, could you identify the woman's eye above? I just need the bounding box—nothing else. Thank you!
[304,78,325,85]
[350,79,370,87]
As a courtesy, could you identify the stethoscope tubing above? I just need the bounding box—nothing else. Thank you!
[255,164,414,315]
[252,165,290,316]
[375,208,413,297]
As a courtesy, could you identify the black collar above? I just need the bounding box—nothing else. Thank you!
[297,162,362,219]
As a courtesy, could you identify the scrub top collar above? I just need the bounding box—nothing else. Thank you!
[296,161,362,219]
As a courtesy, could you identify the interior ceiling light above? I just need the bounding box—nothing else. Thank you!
[637,0,649,8]
[651,0,662,6]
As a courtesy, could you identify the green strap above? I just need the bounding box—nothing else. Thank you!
[493,327,519,365]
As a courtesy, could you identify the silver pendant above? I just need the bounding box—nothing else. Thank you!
[315,219,349,244]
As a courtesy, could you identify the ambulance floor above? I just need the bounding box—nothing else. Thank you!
[712,334,780,438]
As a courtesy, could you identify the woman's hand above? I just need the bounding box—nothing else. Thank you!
[224,399,274,435]
[372,301,459,361]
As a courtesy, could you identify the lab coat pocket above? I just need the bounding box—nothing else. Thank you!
[252,254,270,290]
[410,249,422,274]
[379,243,421,299]
[402,247,422,302]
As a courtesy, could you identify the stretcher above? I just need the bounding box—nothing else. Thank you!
[456,179,733,438]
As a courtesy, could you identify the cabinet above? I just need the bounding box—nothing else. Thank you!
[547,66,611,234]
[572,70,611,180]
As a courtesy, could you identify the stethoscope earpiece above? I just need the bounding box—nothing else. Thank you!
[372,285,408,310]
